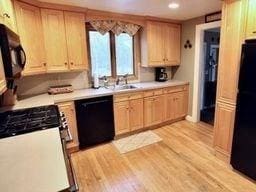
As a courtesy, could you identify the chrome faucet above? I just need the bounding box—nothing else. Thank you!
[123,74,128,85]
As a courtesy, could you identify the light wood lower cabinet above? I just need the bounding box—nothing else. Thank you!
[213,102,236,161]
[114,100,130,135]
[130,98,144,131]
[144,95,165,127]
[57,101,79,151]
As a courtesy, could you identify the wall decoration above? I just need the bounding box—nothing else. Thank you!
[184,40,192,49]
[205,11,221,23]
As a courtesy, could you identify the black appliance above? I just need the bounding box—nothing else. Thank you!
[75,96,115,149]
[231,39,256,180]
[155,67,168,82]
[0,105,78,191]
[0,24,26,79]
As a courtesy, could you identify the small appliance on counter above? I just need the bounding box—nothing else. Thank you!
[48,84,74,95]
[155,67,168,82]
[0,24,26,79]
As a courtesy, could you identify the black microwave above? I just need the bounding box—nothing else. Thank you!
[0,24,26,79]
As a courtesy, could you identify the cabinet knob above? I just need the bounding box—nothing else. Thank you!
[70,62,74,65]
[43,62,46,66]
[64,62,68,65]
[253,31,256,34]
[3,13,10,18]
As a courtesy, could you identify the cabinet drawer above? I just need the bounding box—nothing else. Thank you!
[163,85,187,94]
[114,92,143,102]
[144,89,163,97]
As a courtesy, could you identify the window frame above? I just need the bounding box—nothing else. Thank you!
[86,23,138,80]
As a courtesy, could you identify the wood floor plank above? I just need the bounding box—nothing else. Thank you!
[71,120,256,192]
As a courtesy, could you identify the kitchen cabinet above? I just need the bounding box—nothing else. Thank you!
[144,95,164,127]
[0,0,16,32]
[129,98,144,131]
[114,100,130,135]
[57,101,79,152]
[64,12,88,70]
[41,9,88,73]
[14,1,46,76]
[245,0,256,38]
[114,92,144,135]
[141,21,181,67]
[41,9,69,72]
[213,102,235,162]
[214,0,246,162]
[0,52,7,95]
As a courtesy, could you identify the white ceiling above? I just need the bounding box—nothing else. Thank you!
[38,0,222,21]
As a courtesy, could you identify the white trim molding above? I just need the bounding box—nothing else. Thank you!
[191,21,221,123]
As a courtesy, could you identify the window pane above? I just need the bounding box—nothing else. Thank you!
[89,31,111,76]
[115,33,134,76]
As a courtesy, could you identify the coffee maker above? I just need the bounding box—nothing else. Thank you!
[155,67,168,82]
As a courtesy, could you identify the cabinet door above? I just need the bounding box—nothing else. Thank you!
[41,9,69,72]
[0,0,17,32]
[165,93,175,121]
[14,1,46,76]
[246,0,256,38]
[147,21,165,66]
[144,97,154,127]
[213,102,235,159]
[64,11,88,71]
[216,0,244,105]
[114,101,130,135]
[130,98,144,131]
[175,91,189,118]
[0,51,6,95]
[152,95,164,125]
[58,101,79,151]
[164,24,181,66]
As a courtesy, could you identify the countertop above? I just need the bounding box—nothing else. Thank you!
[0,128,69,192]
[1,80,188,111]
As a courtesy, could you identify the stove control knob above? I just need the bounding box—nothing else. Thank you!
[61,117,66,122]
[60,112,65,118]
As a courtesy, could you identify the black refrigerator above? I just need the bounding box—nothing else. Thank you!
[231,39,256,180]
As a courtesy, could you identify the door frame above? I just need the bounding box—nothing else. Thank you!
[191,21,221,122]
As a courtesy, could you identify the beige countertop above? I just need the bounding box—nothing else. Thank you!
[1,80,188,111]
[0,128,69,192]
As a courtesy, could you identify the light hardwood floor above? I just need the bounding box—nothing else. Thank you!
[71,121,256,192]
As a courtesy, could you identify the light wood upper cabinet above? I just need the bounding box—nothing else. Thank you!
[64,12,88,70]
[57,101,79,151]
[164,24,181,65]
[146,21,165,66]
[141,21,181,67]
[129,98,144,131]
[216,0,245,105]
[14,1,46,76]
[0,0,17,32]
[245,0,256,38]
[114,101,130,135]
[41,9,69,72]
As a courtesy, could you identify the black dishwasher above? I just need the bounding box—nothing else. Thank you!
[75,96,115,149]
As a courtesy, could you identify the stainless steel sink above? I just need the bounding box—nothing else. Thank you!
[113,85,138,90]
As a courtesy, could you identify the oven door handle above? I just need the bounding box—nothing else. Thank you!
[17,45,26,69]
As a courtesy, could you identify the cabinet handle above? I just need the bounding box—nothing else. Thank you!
[43,62,46,66]
[64,62,68,65]
[70,62,74,65]
[3,13,10,18]
[253,31,256,34]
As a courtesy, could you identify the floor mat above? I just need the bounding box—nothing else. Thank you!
[113,131,162,154]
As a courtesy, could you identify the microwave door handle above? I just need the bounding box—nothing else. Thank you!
[19,46,26,69]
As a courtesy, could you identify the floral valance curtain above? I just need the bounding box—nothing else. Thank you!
[90,20,141,36]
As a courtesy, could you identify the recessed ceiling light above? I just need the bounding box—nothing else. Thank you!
[168,2,180,9]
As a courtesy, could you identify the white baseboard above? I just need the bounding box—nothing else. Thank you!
[185,115,198,123]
